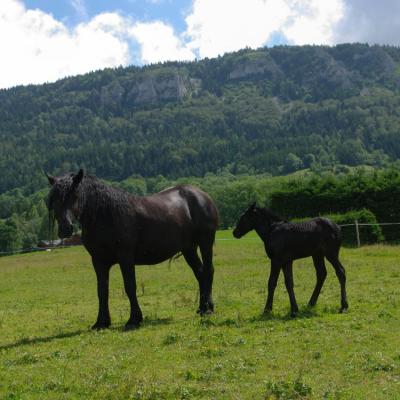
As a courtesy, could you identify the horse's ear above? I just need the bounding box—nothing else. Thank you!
[46,173,57,186]
[72,169,84,188]
[250,202,257,210]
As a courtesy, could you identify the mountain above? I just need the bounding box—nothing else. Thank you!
[2,43,400,193]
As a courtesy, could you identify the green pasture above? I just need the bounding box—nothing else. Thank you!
[0,231,399,399]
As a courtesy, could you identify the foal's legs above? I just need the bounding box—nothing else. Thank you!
[326,252,348,312]
[282,262,299,317]
[308,254,327,307]
[119,262,143,329]
[92,258,112,329]
[183,247,209,315]
[199,234,215,313]
[263,259,281,314]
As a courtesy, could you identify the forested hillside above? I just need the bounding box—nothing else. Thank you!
[2,43,400,194]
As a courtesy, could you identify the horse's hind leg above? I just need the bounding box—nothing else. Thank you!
[282,261,299,317]
[326,251,349,312]
[308,254,327,307]
[119,262,143,329]
[183,247,210,315]
[199,233,215,313]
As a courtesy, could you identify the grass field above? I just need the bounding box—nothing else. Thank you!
[0,231,400,399]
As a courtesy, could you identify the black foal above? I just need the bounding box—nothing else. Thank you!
[233,203,348,317]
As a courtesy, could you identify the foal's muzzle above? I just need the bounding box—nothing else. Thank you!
[232,228,242,238]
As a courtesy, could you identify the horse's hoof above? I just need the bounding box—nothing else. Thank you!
[124,321,141,331]
[290,312,297,318]
[339,306,349,313]
[91,322,110,330]
[198,308,213,317]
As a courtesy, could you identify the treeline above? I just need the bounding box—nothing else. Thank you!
[2,167,400,252]
[2,44,400,193]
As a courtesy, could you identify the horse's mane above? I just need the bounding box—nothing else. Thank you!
[50,174,136,225]
[78,175,136,224]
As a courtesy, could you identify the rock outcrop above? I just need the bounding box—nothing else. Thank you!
[229,53,283,81]
[127,71,189,105]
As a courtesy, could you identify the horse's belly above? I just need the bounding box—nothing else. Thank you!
[134,248,179,265]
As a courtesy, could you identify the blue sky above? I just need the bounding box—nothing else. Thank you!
[1,0,399,89]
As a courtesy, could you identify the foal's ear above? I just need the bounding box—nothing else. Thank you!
[72,169,84,188]
[249,202,257,210]
[46,173,57,186]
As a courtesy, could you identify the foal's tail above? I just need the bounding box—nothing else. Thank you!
[321,217,342,247]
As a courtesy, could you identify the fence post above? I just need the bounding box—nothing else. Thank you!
[355,219,361,248]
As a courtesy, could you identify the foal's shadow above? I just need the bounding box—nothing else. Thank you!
[250,306,329,323]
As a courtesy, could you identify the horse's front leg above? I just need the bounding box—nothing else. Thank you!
[282,261,299,317]
[92,258,112,329]
[120,261,143,330]
[263,259,281,314]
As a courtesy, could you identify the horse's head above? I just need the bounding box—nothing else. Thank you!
[46,169,84,239]
[233,202,259,238]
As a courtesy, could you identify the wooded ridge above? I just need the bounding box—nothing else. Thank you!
[2,43,400,193]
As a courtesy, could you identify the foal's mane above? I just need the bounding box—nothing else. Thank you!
[256,206,287,224]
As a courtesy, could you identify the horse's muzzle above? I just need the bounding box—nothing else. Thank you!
[58,224,73,239]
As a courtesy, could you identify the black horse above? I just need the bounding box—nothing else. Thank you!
[47,170,218,329]
[233,203,348,317]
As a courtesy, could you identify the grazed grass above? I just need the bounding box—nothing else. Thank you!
[0,233,399,399]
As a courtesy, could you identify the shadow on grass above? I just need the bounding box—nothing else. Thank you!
[197,306,325,328]
[0,329,90,351]
[0,317,173,350]
[250,305,342,322]
[142,316,174,327]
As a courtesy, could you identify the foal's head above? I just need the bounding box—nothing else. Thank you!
[233,202,259,238]
[46,169,84,239]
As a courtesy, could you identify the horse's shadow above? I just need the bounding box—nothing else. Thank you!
[0,329,88,351]
[0,316,173,351]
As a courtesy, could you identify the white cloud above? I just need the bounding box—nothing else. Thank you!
[0,0,196,88]
[0,0,133,88]
[184,0,345,58]
[130,21,195,64]
[283,0,345,45]
[185,0,290,58]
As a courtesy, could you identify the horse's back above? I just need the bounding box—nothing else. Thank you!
[149,184,218,230]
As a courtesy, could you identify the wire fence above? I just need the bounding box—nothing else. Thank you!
[1,221,400,257]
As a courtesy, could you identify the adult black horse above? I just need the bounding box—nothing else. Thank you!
[233,203,348,317]
[47,169,218,329]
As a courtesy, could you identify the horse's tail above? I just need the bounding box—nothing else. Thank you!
[168,252,183,269]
